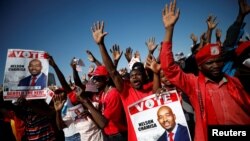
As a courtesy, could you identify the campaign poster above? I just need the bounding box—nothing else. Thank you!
[3,49,49,100]
[68,104,89,121]
[128,90,191,141]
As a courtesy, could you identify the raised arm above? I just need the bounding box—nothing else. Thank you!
[190,33,198,46]
[91,21,124,92]
[53,94,67,130]
[77,95,108,129]
[47,54,72,93]
[145,55,161,93]
[162,0,180,42]
[145,37,159,81]
[86,50,102,66]
[205,15,218,44]
[124,47,133,63]
[110,44,123,68]
[215,28,222,46]
[145,37,159,55]
[223,0,250,48]
[70,57,85,90]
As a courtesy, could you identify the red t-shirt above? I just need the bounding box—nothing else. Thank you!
[120,81,152,141]
[100,87,127,135]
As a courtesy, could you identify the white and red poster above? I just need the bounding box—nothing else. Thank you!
[3,49,49,100]
[128,90,191,141]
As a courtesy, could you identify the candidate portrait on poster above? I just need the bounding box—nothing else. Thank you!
[156,105,190,141]
[17,58,47,89]
[128,90,191,141]
[3,49,49,100]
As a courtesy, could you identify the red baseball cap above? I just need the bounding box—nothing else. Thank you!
[195,43,221,65]
[91,66,109,77]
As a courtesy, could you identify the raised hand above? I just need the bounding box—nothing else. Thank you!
[82,73,87,81]
[53,94,66,112]
[196,32,207,53]
[215,28,222,39]
[155,87,168,97]
[70,57,77,69]
[88,64,95,74]
[110,44,123,62]
[145,37,158,54]
[86,50,96,62]
[134,51,140,60]
[190,33,198,45]
[119,67,128,76]
[124,47,133,62]
[206,15,218,30]
[216,28,222,46]
[91,21,108,45]
[239,0,250,16]
[145,55,161,74]
[162,0,180,29]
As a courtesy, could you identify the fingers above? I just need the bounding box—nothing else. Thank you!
[125,47,133,55]
[86,50,93,55]
[91,21,104,32]
[111,44,121,53]
[120,51,123,57]
[163,4,168,16]
[101,21,104,31]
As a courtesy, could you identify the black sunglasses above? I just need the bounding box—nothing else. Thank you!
[92,76,106,82]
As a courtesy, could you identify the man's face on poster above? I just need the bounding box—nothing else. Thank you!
[157,106,176,131]
[28,59,42,76]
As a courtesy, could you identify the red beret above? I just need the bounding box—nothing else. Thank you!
[235,41,250,56]
[195,43,221,65]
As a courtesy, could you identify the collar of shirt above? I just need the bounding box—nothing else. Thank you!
[166,123,178,137]
[205,77,228,87]
[32,73,42,80]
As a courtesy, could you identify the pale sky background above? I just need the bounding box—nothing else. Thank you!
[1,0,250,86]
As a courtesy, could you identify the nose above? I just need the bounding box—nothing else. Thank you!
[212,61,222,69]
[163,116,168,122]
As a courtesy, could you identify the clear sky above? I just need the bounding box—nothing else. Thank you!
[1,0,249,86]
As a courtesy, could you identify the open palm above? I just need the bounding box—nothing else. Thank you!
[91,21,107,44]
[162,0,180,28]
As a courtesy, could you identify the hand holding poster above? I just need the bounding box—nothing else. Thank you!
[128,90,191,141]
[3,49,49,100]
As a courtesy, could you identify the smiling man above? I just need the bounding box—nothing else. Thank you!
[157,106,190,141]
[18,59,47,89]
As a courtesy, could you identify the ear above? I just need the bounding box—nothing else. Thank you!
[198,65,202,70]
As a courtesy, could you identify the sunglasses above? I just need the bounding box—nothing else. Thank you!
[92,76,106,82]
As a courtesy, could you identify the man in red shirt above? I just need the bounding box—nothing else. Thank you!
[91,66,127,141]
[160,0,250,141]
[91,21,153,140]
